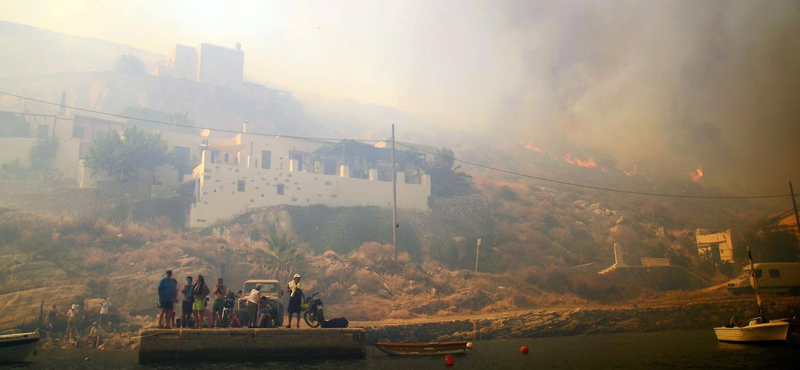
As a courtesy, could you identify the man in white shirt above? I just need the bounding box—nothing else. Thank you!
[99,298,112,332]
[286,274,304,328]
[247,284,262,328]
[65,304,79,340]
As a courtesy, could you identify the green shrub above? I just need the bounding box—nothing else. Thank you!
[286,205,420,256]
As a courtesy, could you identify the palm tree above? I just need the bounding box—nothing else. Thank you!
[251,234,307,282]
[429,147,473,197]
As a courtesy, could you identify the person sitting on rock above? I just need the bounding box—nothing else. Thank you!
[87,321,104,348]
[258,296,273,328]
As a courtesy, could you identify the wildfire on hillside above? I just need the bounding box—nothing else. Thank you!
[691,167,704,182]
[520,141,541,153]
[616,165,640,177]
[563,153,597,168]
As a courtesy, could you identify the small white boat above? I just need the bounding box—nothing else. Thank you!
[714,247,791,343]
[0,331,40,364]
[714,318,790,342]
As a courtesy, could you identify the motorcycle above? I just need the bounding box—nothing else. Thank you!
[303,292,324,328]
[220,291,238,327]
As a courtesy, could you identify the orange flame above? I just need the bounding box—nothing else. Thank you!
[691,167,704,182]
[563,153,597,168]
[519,141,542,153]
[616,165,639,177]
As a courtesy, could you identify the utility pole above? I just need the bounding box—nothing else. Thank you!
[475,238,482,273]
[392,124,398,260]
[790,182,800,259]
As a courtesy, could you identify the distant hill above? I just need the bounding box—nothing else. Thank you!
[0,21,162,79]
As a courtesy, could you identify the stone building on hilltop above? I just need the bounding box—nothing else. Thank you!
[153,42,245,89]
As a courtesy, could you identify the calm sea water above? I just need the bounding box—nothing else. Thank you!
[7,329,798,370]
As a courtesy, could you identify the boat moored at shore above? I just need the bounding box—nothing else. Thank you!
[0,331,40,364]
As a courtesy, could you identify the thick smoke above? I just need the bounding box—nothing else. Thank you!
[486,0,800,194]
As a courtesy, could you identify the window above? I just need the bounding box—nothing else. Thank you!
[210,151,219,163]
[37,124,48,138]
[261,150,272,169]
[324,159,337,175]
[237,180,245,192]
[768,269,780,278]
[277,184,284,195]
[72,126,85,139]
[173,146,190,164]
[224,153,230,163]
[291,153,304,171]
[755,269,762,278]
[204,174,211,180]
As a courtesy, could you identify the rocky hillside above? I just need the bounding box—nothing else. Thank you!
[0,21,162,79]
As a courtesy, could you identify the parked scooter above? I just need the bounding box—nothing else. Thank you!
[220,290,239,327]
[303,292,325,328]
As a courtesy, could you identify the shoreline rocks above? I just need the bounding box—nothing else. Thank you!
[362,297,800,343]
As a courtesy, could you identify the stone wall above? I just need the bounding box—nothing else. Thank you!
[0,179,153,217]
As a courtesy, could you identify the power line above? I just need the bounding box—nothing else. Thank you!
[1,91,791,200]
[396,144,790,200]
[0,91,379,143]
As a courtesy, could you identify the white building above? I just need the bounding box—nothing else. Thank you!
[153,42,245,89]
[1,109,433,228]
[188,132,431,228]
[696,229,734,263]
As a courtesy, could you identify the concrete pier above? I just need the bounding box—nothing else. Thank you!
[138,328,366,363]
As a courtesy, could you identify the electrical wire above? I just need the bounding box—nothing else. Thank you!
[1,91,791,200]
[0,91,379,143]
[394,142,791,199]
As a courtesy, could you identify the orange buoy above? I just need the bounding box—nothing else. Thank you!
[445,354,455,366]
[520,346,529,354]
[466,342,474,349]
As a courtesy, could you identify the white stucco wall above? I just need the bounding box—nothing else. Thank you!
[189,152,430,228]
[197,43,244,89]
[0,137,82,184]
[0,137,36,166]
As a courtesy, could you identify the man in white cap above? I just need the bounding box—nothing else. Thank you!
[286,274,304,328]
[65,304,79,340]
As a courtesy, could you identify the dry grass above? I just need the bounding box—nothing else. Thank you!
[387,309,418,320]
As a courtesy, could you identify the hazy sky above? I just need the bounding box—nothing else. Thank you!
[1,0,799,194]
[0,0,514,124]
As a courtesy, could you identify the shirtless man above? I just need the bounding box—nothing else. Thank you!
[180,276,194,328]
[211,278,228,327]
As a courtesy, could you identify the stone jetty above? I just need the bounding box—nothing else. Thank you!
[138,328,366,363]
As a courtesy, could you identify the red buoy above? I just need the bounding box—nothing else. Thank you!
[466,342,474,349]
[445,354,455,366]
[520,346,529,354]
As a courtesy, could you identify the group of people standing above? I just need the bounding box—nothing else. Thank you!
[243,273,305,329]
[43,298,112,347]
[156,270,232,329]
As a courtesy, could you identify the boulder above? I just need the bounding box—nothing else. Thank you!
[0,261,69,294]
[0,284,92,330]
